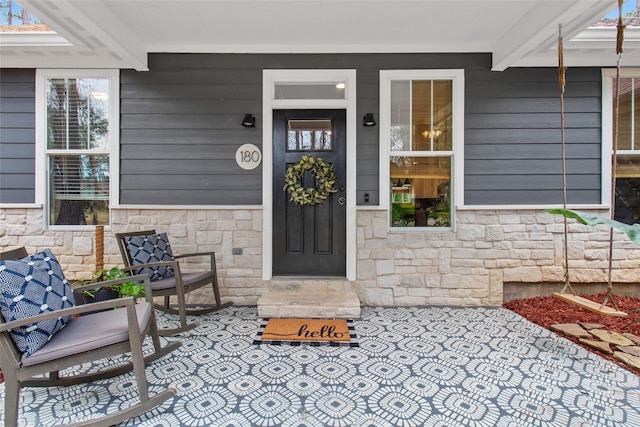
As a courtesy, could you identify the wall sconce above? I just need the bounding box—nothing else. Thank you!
[242,114,256,128]
[363,113,376,127]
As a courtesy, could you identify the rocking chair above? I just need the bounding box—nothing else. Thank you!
[116,230,233,336]
[0,247,181,426]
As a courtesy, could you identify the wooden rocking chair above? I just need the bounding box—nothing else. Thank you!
[116,230,233,336]
[0,247,181,426]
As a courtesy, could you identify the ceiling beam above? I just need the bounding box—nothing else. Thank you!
[491,0,617,71]
[19,0,148,71]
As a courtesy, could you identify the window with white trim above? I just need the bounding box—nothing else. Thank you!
[380,70,464,229]
[603,69,640,224]
[37,70,118,228]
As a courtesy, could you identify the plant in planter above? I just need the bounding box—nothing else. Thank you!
[74,266,144,307]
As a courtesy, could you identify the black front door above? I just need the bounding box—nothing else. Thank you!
[273,109,346,276]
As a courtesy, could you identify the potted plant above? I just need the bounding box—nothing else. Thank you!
[74,266,145,309]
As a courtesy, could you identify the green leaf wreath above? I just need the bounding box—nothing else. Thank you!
[284,155,337,205]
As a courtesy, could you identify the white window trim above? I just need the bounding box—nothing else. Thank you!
[379,69,464,231]
[35,69,120,230]
[262,69,357,281]
[602,68,640,209]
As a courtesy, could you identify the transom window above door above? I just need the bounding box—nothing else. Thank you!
[275,82,347,100]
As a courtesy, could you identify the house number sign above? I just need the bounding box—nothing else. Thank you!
[235,143,262,170]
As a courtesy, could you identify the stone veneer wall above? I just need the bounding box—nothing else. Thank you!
[2,207,639,307]
[356,209,640,306]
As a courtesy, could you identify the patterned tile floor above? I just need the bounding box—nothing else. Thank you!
[1,305,640,426]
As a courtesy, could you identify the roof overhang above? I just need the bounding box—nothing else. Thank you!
[1,0,635,72]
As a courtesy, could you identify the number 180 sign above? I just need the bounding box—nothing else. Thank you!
[235,144,262,170]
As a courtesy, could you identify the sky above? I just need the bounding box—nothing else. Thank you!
[1,0,638,27]
[605,0,637,19]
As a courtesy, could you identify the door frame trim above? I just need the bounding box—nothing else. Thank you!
[262,69,357,280]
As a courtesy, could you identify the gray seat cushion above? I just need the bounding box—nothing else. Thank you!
[149,271,213,291]
[22,302,152,366]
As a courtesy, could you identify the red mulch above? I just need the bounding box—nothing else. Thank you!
[1,293,637,385]
[504,293,640,375]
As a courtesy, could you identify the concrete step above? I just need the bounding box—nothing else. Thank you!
[258,277,361,319]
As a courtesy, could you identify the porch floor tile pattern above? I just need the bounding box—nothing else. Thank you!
[2,306,640,426]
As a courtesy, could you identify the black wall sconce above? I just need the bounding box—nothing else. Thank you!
[363,113,376,127]
[242,114,256,128]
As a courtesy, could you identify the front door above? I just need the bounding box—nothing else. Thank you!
[273,109,346,276]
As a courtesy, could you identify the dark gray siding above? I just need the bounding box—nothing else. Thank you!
[465,67,602,205]
[0,55,603,207]
[120,53,490,205]
[0,69,35,204]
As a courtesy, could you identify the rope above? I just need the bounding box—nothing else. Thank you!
[557,24,575,295]
[603,0,626,311]
[96,225,104,272]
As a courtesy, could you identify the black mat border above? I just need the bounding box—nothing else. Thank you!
[253,318,359,347]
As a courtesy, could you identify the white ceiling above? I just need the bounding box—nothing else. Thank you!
[1,0,638,72]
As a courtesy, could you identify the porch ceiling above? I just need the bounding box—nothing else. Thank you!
[1,0,636,72]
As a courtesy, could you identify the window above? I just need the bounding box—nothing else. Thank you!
[380,70,464,229]
[603,70,640,225]
[37,70,118,228]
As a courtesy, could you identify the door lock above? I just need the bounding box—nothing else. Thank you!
[339,197,346,205]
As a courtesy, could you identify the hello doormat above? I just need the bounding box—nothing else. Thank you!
[253,318,359,347]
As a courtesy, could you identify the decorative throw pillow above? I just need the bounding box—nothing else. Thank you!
[124,233,175,281]
[0,249,76,356]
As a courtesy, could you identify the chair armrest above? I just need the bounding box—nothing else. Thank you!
[174,251,215,260]
[0,296,136,333]
[121,260,180,272]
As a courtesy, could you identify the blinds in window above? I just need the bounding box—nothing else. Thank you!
[46,78,110,151]
[49,155,109,201]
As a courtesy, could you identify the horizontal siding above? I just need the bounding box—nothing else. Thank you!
[120,53,491,206]
[0,55,604,208]
[0,69,35,204]
[464,67,602,205]
[120,57,263,205]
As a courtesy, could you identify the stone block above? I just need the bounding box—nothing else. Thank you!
[550,323,592,338]
[486,225,504,241]
[364,288,393,306]
[401,275,425,288]
[73,236,93,256]
[378,275,401,288]
[623,333,640,345]
[371,217,388,238]
[405,233,426,248]
[376,259,395,276]
[617,346,640,357]
[579,339,613,354]
[613,351,640,370]
[457,224,485,241]
[503,267,542,283]
[590,329,635,346]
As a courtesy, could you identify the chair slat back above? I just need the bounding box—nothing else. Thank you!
[115,230,158,268]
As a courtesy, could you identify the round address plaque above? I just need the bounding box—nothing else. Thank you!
[235,143,262,170]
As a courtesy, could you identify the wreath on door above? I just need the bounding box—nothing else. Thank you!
[284,155,337,205]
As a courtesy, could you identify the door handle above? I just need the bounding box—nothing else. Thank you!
[339,197,346,206]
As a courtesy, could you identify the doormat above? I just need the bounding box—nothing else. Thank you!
[253,318,359,347]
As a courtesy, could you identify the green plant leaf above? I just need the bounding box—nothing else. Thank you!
[547,209,640,245]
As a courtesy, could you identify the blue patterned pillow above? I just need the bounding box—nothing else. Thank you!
[0,249,76,356]
[124,233,175,281]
